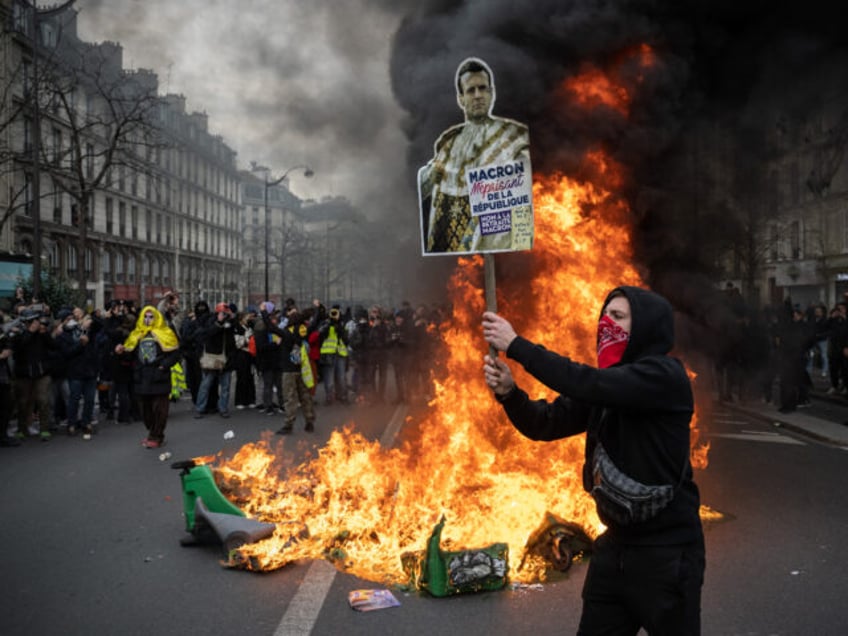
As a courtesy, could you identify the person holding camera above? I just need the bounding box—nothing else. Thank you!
[11,309,58,440]
[0,328,20,446]
[194,302,237,418]
[481,286,704,635]
[56,311,102,437]
[317,306,349,405]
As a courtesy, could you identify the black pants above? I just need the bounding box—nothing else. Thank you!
[139,393,170,442]
[578,534,705,636]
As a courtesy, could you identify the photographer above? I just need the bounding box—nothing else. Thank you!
[193,302,237,419]
[56,310,103,437]
[386,310,413,404]
[11,309,58,440]
[317,306,349,405]
[0,322,20,446]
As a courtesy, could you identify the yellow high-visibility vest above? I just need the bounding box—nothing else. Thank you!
[300,343,314,388]
[320,325,348,357]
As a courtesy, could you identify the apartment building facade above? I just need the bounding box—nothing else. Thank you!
[1,2,242,310]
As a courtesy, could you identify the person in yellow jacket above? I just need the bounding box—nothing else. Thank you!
[317,306,349,405]
[115,306,181,449]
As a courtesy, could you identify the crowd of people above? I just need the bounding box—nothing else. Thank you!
[0,287,443,449]
[714,284,848,414]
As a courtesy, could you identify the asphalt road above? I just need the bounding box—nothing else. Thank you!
[2,396,847,635]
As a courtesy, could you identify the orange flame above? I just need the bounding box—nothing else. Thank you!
[562,44,657,116]
[213,55,711,583]
[565,67,631,115]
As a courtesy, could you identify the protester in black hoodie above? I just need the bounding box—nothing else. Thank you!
[482,285,704,636]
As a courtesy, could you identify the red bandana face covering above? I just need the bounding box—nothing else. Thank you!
[597,314,630,369]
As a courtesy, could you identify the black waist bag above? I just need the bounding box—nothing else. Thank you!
[591,442,677,526]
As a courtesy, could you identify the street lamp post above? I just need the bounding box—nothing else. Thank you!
[254,164,313,301]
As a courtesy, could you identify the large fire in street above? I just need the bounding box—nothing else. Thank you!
[206,53,710,585]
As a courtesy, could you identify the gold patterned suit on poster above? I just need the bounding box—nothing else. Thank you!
[419,115,530,253]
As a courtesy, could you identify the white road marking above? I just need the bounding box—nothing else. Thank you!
[273,560,337,636]
[711,418,749,425]
[273,404,408,635]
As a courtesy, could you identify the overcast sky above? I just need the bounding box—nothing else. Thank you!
[69,0,848,306]
[73,0,411,210]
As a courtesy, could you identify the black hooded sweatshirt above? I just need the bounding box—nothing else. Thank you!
[497,286,702,546]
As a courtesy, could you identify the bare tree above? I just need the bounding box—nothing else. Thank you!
[37,39,162,295]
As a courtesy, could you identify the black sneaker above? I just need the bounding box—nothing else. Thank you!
[275,427,293,435]
[219,411,231,419]
[304,423,315,433]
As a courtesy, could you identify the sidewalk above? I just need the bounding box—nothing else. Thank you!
[718,374,848,448]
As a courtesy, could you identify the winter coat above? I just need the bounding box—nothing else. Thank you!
[56,319,103,381]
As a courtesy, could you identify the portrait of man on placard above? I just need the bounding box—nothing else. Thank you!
[418,57,534,256]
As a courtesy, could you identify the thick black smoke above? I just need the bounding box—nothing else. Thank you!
[389,0,848,346]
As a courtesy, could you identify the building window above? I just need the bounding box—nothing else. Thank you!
[12,3,29,35]
[769,225,779,261]
[47,242,59,270]
[86,143,95,179]
[790,220,801,259]
[145,209,151,241]
[24,173,33,216]
[127,255,136,283]
[53,186,62,223]
[142,256,150,283]
[843,211,848,252]
[40,22,57,48]
[115,253,124,282]
[85,248,93,277]
[119,201,126,237]
[67,244,77,274]
[131,206,138,239]
[105,198,113,234]
[23,118,32,153]
[52,128,62,164]
[102,251,111,281]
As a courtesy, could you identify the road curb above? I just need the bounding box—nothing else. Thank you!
[720,400,848,449]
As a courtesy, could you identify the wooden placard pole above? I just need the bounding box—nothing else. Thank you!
[484,253,498,359]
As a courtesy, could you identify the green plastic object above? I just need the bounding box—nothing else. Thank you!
[401,515,509,597]
[180,464,245,531]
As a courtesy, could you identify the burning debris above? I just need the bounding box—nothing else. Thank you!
[401,516,509,597]
[172,459,276,554]
[167,45,713,592]
[186,163,710,587]
[519,512,593,575]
